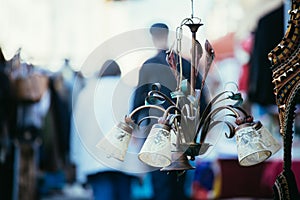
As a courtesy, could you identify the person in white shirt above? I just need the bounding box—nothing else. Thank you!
[71,60,134,200]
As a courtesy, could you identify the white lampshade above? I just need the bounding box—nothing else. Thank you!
[235,123,271,166]
[138,123,172,168]
[96,121,133,161]
[254,121,281,156]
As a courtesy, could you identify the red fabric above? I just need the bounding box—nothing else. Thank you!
[192,182,209,200]
[241,34,254,53]
[238,34,254,93]
[211,32,235,61]
[216,159,300,198]
[261,160,300,192]
[238,63,250,92]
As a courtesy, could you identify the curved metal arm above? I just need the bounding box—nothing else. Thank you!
[136,105,182,127]
[167,114,181,126]
[195,104,251,143]
[207,105,240,120]
[162,105,182,120]
[197,105,240,143]
[148,90,176,106]
[228,105,252,121]
[128,105,166,120]
[196,91,241,134]
[198,120,236,144]
[137,116,160,126]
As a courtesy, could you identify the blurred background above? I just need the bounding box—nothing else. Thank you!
[0,0,282,72]
[1,0,300,200]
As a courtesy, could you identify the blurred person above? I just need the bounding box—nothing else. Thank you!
[5,52,73,198]
[38,73,74,196]
[0,47,14,200]
[131,23,207,128]
[71,60,134,200]
[60,58,84,109]
[0,47,10,129]
[130,23,207,200]
[5,52,51,200]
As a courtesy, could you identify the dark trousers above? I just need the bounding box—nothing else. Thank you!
[87,171,132,200]
[151,170,187,200]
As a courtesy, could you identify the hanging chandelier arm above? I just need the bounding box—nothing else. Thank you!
[196,91,237,133]
[167,114,181,124]
[228,105,250,118]
[199,120,236,144]
[196,105,240,143]
[137,116,160,127]
[128,105,166,121]
[162,105,182,120]
[148,90,176,106]
[205,105,241,123]
[213,96,235,106]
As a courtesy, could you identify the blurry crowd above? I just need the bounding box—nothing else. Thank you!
[0,48,84,200]
[0,2,299,200]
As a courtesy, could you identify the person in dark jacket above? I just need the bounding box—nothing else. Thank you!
[248,4,284,106]
[131,23,206,126]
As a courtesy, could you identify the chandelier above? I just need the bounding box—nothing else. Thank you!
[96,0,281,171]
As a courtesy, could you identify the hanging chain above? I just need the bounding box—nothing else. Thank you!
[191,0,194,19]
[176,26,183,54]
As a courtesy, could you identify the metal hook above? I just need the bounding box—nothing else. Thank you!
[223,81,239,93]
